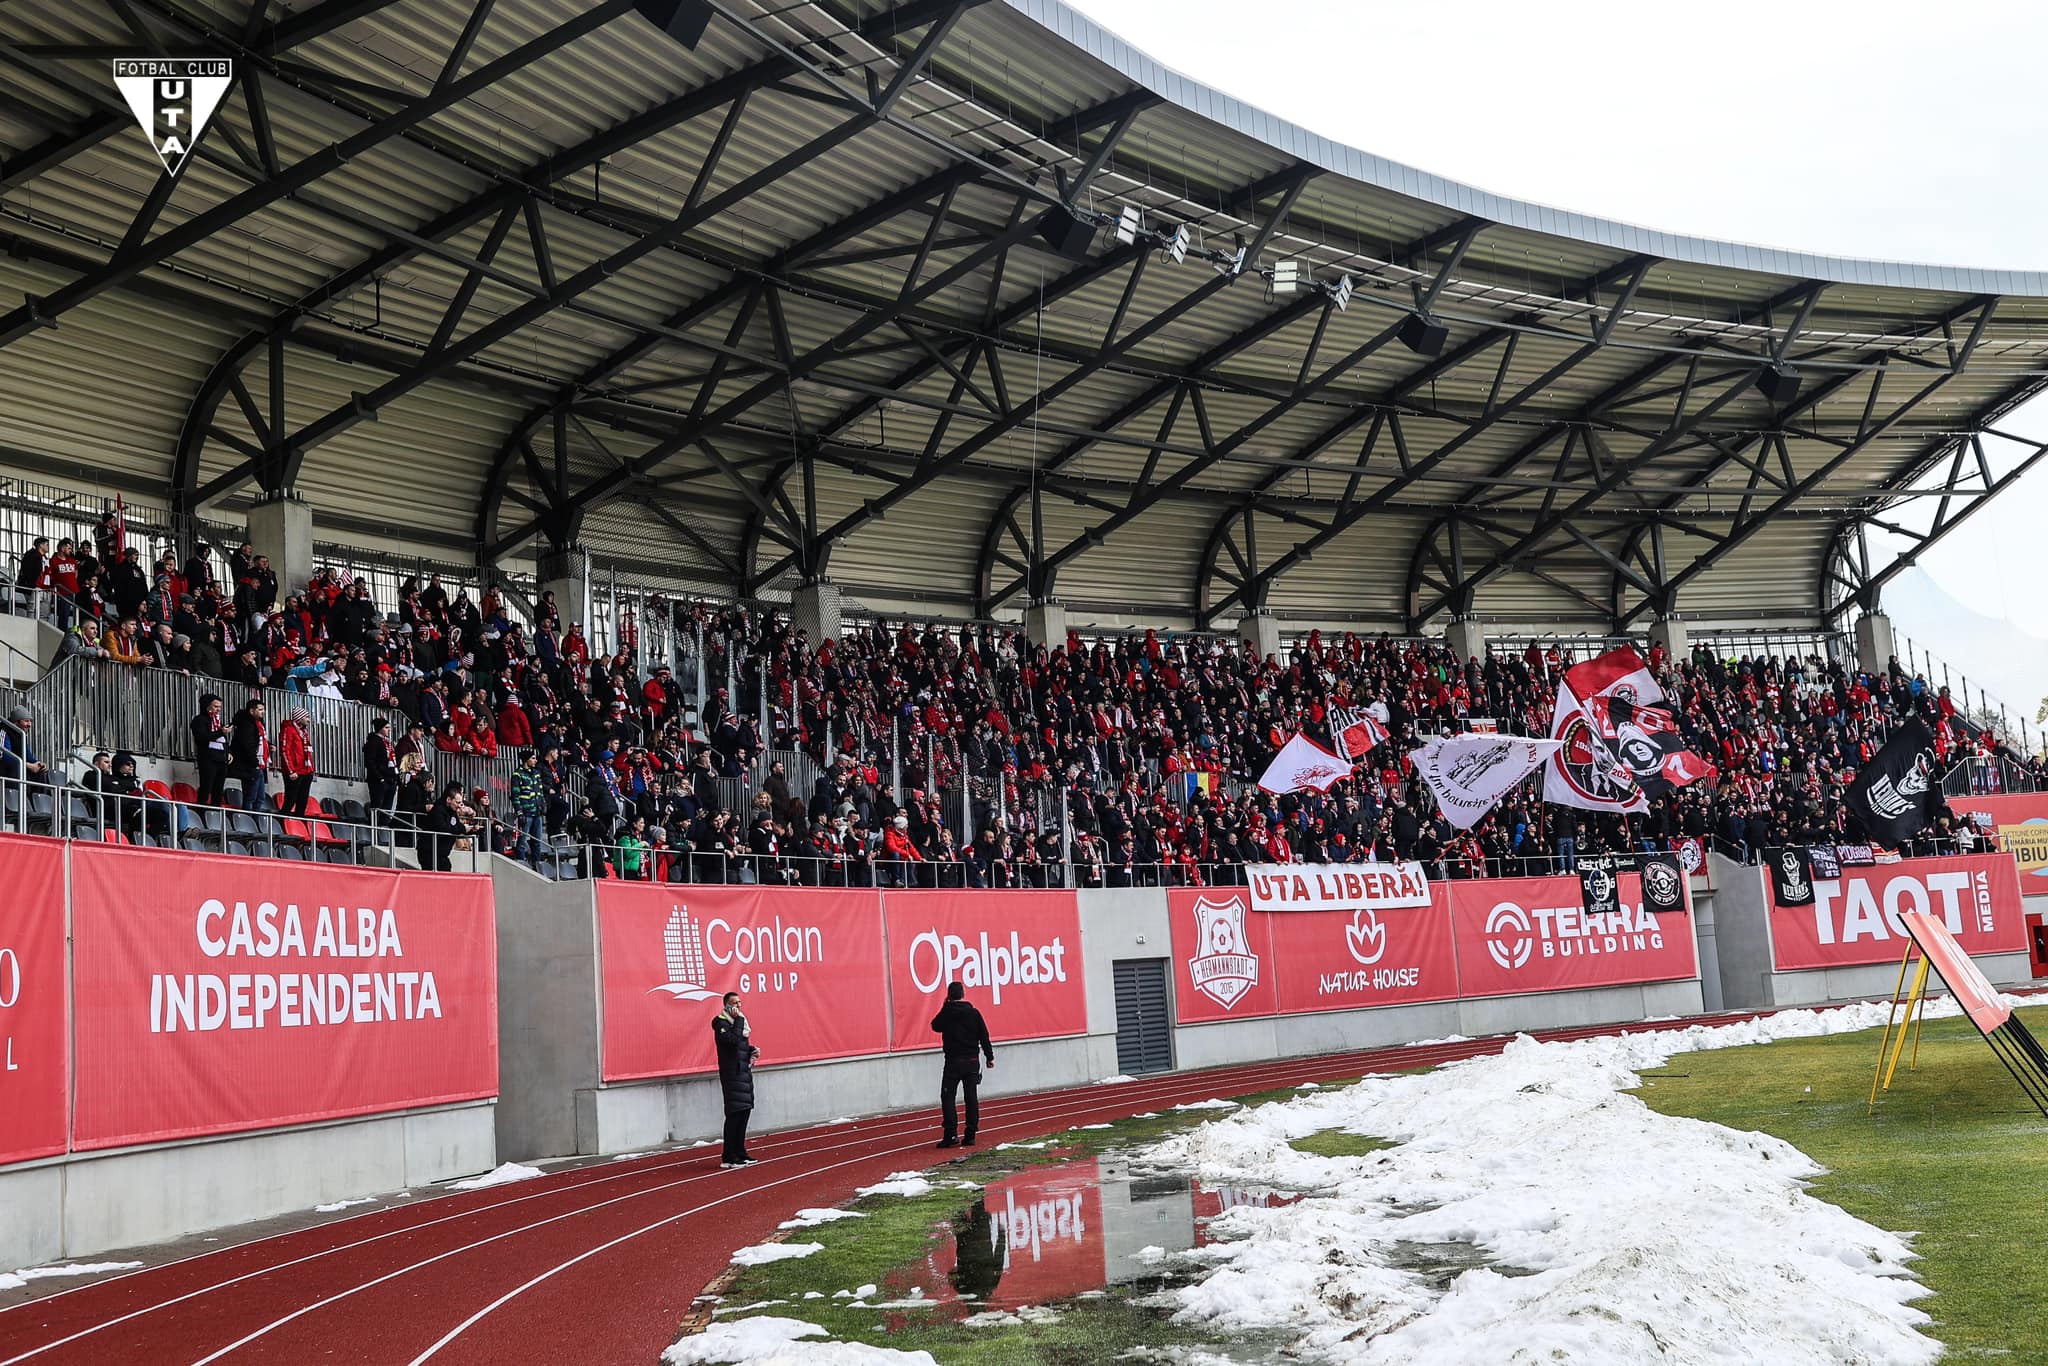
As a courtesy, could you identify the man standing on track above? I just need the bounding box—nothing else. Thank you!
[931,981,994,1148]
[713,992,759,1168]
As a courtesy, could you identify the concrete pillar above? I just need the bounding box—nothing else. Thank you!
[245,494,313,602]
[791,580,843,644]
[537,545,591,633]
[1244,610,1282,661]
[1646,615,1689,662]
[1024,599,1067,651]
[1855,610,1895,675]
[1444,615,1487,663]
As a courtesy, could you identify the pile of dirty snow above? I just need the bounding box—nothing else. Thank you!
[1143,999,1983,1364]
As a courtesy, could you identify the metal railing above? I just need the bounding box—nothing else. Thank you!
[1943,754,2043,797]
[20,654,528,792]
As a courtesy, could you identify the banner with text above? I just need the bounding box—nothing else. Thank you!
[1243,863,1432,914]
[597,883,890,1082]
[1167,886,1459,1023]
[0,836,67,1166]
[1446,873,1698,999]
[883,890,1087,1050]
[1952,794,2048,884]
[1765,852,2027,971]
[70,846,498,1150]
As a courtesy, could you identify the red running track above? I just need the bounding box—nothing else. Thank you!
[0,1012,1760,1366]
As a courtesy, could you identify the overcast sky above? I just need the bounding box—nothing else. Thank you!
[1066,0,2048,706]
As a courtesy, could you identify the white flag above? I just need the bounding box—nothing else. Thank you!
[1256,732,1354,794]
[1410,733,1561,829]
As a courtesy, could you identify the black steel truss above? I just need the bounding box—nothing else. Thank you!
[5,0,2045,631]
[169,0,992,527]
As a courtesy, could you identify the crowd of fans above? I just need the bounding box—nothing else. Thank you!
[8,508,2038,886]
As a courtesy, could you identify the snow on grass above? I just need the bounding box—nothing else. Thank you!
[1145,998,1973,1364]
[1075,1123,1114,1130]
[0,1262,142,1292]
[730,1242,824,1267]
[994,1140,1049,1151]
[778,1208,867,1230]
[1171,1098,1238,1112]
[313,1197,377,1213]
[662,1316,936,1364]
[447,1162,545,1192]
[854,1172,935,1198]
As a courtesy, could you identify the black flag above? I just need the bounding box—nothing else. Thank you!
[1766,847,1815,907]
[1806,845,1842,882]
[1639,852,1686,914]
[1579,854,1621,919]
[1846,718,1940,846]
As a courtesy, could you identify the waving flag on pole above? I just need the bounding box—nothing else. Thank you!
[1257,732,1354,795]
[1328,702,1388,761]
[1410,732,1562,829]
[1543,646,1717,812]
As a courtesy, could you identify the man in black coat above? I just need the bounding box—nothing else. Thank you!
[712,992,758,1167]
[931,981,995,1148]
[228,697,270,811]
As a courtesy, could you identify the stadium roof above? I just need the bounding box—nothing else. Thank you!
[4,0,2047,633]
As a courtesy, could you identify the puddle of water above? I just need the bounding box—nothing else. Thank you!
[859,1152,1302,1344]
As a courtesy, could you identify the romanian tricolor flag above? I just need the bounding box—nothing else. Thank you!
[1182,771,1220,800]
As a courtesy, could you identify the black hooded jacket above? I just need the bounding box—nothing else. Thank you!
[930,998,993,1066]
[713,1011,758,1112]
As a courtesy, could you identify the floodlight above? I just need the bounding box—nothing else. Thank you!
[1115,204,1142,245]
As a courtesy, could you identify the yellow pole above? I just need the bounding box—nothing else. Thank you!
[1869,944,1915,1113]
[1908,959,1931,1073]
[1883,958,1931,1094]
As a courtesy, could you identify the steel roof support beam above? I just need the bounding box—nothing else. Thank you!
[1194,255,1655,627]
[1611,299,2000,629]
[477,91,1154,566]
[986,217,1504,613]
[1820,387,2048,621]
[0,0,642,355]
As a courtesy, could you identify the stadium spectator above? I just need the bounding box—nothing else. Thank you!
[1,704,46,785]
[229,697,270,811]
[60,616,111,662]
[191,693,230,805]
[280,707,316,817]
[14,535,48,612]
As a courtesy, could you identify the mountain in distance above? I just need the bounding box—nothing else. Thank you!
[1882,567,2048,743]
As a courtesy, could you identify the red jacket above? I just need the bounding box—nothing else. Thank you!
[281,720,316,778]
[884,827,925,862]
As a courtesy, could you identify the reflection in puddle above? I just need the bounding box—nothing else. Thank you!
[892,1157,1299,1316]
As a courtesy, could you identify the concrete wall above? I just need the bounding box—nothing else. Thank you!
[506,883,1708,1158]
[0,615,61,685]
[491,858,601,1162]
[0,1102,493,1268]
[1710,852,2038,1010]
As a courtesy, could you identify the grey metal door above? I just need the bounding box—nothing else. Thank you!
[1112,958,1173,1074]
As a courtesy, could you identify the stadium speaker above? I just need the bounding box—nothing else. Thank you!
[1398,312,1449,357]
[1035,206,1097,260]
[634,0,714,50]
[1755,363,1802,405]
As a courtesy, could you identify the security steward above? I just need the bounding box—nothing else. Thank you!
[712,991,759,1167]
[931,981,995,1148]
